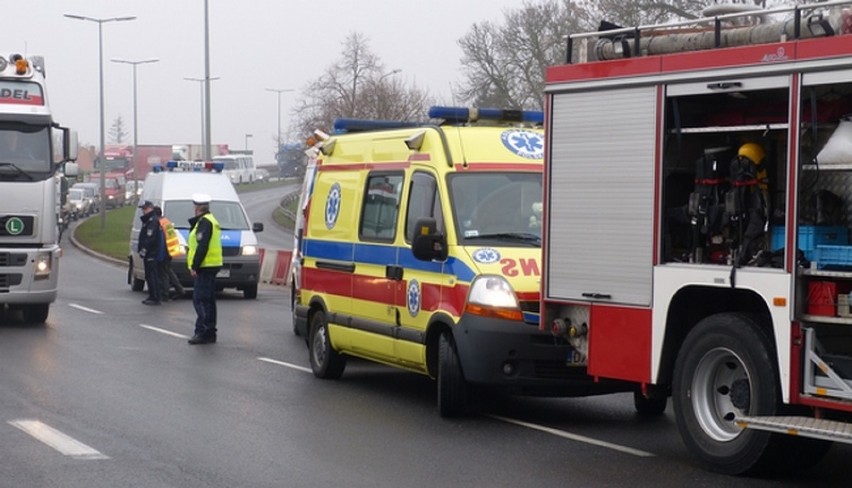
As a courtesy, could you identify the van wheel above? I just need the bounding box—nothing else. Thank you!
[309,310,346,379]
[438,331,470,417]
[673,313,782,475]
[243,284,257,299]
[22,304,49,324]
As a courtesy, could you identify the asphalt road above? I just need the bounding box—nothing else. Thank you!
[0,187,850,487]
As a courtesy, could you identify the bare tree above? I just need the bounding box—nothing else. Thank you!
[456,0,770,110]
[290,32,432,138]
[109,114,128,144]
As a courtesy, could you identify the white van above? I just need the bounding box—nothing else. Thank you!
[213,154,256,185]
[128,162,264,298]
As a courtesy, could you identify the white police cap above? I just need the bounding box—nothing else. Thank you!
[192,193,212,205]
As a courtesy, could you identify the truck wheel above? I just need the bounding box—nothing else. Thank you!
[22,304,49,324]
[673,313,782,475]
[438,331,470,417]
[633,390,667,417]
[309,310,346,379]
[243,284,258,299]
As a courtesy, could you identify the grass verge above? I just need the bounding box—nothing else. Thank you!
[74,205,136,261]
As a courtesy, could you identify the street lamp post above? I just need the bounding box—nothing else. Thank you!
[265,88,293,159]
[244,134,253,151]
[184,76,220,158]
[111,58,158,191]
[65,13,136,230]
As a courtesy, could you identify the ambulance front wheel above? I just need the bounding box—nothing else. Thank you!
[437,331,470,417]
[673,313,781,475]
[309,310,346,379]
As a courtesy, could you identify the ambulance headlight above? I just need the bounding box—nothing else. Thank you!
[241,245,258,256]
[465,275,522,321]
[34,252,52,280]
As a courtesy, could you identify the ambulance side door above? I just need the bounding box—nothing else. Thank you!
[395,170,446,368]
[350,171,405,361]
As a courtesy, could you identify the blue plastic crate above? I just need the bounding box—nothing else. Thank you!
[814,245,852,269]
[771,226,848,261]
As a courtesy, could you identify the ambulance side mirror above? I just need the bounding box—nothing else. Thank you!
[411,217,447,262]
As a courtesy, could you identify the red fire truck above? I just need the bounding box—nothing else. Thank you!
[542,1,852,475]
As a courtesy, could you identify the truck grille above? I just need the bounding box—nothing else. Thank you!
[0,274,23,288]
[0,253,27,267]
[534,360,580,380]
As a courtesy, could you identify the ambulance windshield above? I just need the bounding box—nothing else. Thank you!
[0,123,52,180]
[164,200,251,230]
[448,172,542,246]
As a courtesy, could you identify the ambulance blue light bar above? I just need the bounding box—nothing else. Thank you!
[428,106,543,124]
[333,118,420,134]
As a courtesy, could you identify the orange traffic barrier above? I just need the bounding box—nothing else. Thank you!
[271,250,292,285]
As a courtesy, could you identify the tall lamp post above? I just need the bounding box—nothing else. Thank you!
[111,58,158,191]
[184,76,220,158]
[244,134,252,151]
[64,13,137,230]
[265,88,293,158]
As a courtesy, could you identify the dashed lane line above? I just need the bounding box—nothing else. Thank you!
[68,303,104,314]
[8,419,109,460]
[257,357,313,374]
[139,324,190,340]
[486,414,655,457]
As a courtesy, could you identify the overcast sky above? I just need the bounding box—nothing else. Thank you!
[5,0,523,162]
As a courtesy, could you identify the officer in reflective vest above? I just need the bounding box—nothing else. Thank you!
[154,206,186,301]
[186,193,223,345]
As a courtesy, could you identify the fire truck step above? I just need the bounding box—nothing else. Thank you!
[736,416,852,444]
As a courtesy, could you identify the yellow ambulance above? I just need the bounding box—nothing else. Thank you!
[294,107,579,416]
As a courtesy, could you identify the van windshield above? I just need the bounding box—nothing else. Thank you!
[448,172,542,246]
[164,200,251,230]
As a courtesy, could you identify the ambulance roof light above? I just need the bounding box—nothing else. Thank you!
[428,106,544,125]
[333,118,420,134]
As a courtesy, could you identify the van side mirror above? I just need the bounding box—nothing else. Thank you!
[253,222,264,233]
[411,217,447,262]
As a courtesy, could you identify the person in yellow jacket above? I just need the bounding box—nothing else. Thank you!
[186,193,223,345]
[154,206,186,301]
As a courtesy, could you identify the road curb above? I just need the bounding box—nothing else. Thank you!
[67,220,127,267]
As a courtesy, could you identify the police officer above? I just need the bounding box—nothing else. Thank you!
[137,200,163,305]
[186,193,223,344]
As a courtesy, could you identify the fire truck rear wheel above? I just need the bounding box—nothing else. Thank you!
[673,313,783,475]
[309,310,346,379]
[437,330,470,418]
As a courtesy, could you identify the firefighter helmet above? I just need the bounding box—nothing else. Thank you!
[738,142,765,165]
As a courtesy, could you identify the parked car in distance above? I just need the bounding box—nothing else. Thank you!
[255,168,270,182]
[71,182,100,213]
[67,188,91,219]
[126,180,143,203]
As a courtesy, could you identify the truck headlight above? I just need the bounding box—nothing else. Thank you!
[34,252,51,280]
[465,275,522,321]
[241,245,258,256]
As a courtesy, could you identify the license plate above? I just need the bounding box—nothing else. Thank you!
[217,269,230,278]
[566,350,586,366]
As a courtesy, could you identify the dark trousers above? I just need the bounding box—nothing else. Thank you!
[144,258,161,302]
[159,257,185,299]
[192,268,218,338]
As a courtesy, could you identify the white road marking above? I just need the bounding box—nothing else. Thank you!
[68,303,104,315]
[8,419,109,460]
[139,324,190,339]
[258,357,312,374]
[486,414,655,457]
